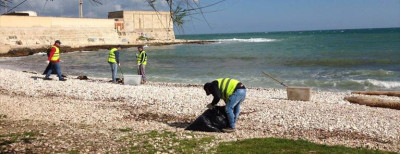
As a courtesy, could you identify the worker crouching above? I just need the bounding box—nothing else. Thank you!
[203,78,246,133]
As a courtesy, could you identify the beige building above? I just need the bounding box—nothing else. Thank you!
[0,15,119,47]
[108,11,175,43]
[0,10,176,54]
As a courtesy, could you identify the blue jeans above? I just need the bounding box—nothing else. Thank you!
[45,62,63,80]
[225,89,246,129]
[109,62,118,82]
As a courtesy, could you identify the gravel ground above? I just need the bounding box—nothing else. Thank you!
[0,69,399,152]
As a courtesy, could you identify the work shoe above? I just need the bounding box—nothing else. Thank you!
[59,78,67,81]
[43,78,52,80]
[222,128,235,133]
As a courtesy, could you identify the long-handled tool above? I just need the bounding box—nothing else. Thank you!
[262,71,311,101]
[118,64,125,84]
[262,71,287,87]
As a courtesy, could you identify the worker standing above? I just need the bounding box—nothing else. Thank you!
[44,40,67,81]
[136,45,147,84]
[203,78,246,133]
[108,45,121,83]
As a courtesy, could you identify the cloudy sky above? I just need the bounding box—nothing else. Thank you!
[2,0,400,34]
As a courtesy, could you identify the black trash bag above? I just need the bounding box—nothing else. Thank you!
[42,63,57,75]
[185,106,229,132]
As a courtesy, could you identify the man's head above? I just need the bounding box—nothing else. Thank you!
[203,82,212,95]
[137,45,143,52]
[55,40,61,46]
[117,45,122,50]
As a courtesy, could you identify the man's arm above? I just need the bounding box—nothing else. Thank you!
[210,81,221,105]
[48,47,56,61]
[115,51,120,64]
[140,53,146,64]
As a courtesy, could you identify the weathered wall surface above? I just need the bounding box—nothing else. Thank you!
[0,11,177,55]
[109,11,175,43]
[0,15,121,53]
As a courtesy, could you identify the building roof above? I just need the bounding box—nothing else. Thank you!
[4,11,38,16]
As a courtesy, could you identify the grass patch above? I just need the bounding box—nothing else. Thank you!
[121,130,216,153]
[0,131,38,147]
[66,150,79,154]
[118,128,132,132]
[0,114,7,119]
[217,137,394,154]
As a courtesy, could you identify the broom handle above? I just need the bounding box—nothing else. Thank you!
[262,71,288,87]
[119,64,124,76]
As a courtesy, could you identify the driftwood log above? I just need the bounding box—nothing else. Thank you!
[352,91,400,97]
[344,96,400,110]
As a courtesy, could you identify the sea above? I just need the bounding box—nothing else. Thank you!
[1,28,399,92]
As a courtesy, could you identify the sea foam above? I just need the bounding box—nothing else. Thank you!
[352,79,400,89]
[214,38,279,43]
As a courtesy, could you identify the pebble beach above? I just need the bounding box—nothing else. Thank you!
[0,68,399,153]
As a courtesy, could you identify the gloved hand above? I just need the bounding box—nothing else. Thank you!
[206,103,215,109]
[46,60,50,64]
[118,63,121,66]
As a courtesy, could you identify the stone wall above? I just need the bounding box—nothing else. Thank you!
[108,11,175,43]
[0,15,121,53]
[0,11,177,54]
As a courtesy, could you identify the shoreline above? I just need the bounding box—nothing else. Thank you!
[0,39,214,57]
[0,68,399,152]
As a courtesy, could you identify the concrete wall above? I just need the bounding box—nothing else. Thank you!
[109,11,175,43]
[0,15,121,51]
[0,11,177,54]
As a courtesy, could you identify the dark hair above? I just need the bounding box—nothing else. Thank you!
[204,82,212,95]
[137,45,143,49]
[55,40,61,44]
[204,82,211,91]
[117,45,122,48]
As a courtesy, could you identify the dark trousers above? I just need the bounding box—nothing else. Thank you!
[43,63,57,75]
[45,62,63,80]
[138,65,146,82]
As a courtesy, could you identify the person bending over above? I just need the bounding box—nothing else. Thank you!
[203,78,246,133]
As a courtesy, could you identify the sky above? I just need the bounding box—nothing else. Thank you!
[2,0,400,34]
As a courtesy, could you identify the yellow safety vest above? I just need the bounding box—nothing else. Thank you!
[217,78,240,102]
[137,51,147,65]
[108,48,118,63]
[50,46,60,61]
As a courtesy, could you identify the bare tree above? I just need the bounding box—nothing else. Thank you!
[146,0,226,33]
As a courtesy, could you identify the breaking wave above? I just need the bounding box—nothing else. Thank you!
[351,79,400,89]
[214,38,279,43]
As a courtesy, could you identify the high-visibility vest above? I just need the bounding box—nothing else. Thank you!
[216,78,240,102]
[108,48,118,63]
[137,51,147,65]
[50,46,60,61]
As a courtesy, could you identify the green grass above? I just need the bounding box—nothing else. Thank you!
[217,138,395,154]
[0,131,38,147]
[118,128,132,132]
[120,130,216,153]
[66,150,79,154]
